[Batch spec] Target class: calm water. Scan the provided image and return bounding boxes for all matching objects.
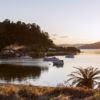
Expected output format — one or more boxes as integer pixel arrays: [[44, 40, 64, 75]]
[[0, 49, 100, 86]]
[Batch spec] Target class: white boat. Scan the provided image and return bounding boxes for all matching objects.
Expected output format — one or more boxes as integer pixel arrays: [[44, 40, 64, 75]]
[[44, 57, 59, 61], [44, 57, 64, 66]]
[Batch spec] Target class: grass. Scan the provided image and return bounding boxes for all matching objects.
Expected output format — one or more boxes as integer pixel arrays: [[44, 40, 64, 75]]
[[85, 89, 100, 100], [0, 84, 95, 100]]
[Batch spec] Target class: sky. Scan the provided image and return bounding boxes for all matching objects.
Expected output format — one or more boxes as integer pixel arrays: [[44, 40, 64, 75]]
[[0, 0, 100, 44]]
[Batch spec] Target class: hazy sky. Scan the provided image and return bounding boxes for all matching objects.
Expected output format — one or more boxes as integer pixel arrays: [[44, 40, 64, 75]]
[[0, 0, 100, 44]]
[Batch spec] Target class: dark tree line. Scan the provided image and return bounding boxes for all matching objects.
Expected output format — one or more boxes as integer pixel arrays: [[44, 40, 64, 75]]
[[54, 47, 80, 53], [0, 19, 54, 51]]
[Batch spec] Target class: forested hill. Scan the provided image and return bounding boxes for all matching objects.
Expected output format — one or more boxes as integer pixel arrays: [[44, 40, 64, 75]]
[[0, 19, 54, 51]]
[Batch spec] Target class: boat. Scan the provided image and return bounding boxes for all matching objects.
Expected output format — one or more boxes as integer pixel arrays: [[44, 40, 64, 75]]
[[44, 57, 64, 66], [44, 57, 59, 61], [53, 60, 64, 66]]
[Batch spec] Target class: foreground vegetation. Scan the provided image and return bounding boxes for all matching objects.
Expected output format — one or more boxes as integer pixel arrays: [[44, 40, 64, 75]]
[[0, 84, 95, 100], [0, 67, 99, 100], [67, 67, 100, 88]]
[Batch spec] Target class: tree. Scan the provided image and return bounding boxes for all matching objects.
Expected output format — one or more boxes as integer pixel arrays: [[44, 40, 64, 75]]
[[67, 67, 100, 88], [0, 19, 54, 51]]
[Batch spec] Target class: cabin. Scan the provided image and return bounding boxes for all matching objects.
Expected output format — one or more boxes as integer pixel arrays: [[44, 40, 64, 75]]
[[48, 48, 56, 51]]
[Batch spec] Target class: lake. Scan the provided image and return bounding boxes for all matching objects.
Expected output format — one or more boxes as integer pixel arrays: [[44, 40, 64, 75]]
[[0, 49, 100, 87]]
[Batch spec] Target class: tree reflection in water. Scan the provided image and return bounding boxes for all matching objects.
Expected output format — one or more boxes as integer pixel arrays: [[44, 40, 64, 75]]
[[0, 64, 48, 82]]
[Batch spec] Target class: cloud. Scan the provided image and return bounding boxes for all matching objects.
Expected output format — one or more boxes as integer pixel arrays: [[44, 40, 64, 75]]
[[51, 34, 58, 36], [52, 38, 56, 40], [60, 35, 68, 38]]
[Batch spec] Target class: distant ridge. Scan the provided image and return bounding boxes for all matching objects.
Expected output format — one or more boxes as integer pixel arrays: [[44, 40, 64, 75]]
[[79, 41, 100, 49], [58, 41, 100, 49], [58, 43, 85, 48]]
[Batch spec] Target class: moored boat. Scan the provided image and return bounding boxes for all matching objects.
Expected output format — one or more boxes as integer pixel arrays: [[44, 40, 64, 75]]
[[44, 57, 64, 66], [44, 57, 59, 61], [53, 60, 64, 66]]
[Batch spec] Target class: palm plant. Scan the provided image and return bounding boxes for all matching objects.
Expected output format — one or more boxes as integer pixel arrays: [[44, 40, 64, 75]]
[[67, 67, 100, 88]]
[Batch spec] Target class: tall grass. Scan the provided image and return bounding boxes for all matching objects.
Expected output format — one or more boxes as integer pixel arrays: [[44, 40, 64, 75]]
[[0, 84, 95, 100]]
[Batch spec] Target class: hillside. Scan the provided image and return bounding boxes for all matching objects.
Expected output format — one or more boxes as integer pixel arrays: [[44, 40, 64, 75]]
[[58, 43, 85, 48], [59, 42, 100, 49], [0, 19, 54, 51], [79, 42, 100, 49]]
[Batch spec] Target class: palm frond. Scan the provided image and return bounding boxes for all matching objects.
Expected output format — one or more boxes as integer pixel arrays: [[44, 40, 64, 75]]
[[66, 66, 100, 88]]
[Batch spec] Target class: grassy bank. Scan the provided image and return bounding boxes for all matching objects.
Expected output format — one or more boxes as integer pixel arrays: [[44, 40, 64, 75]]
[[0, 84, 96, 100]]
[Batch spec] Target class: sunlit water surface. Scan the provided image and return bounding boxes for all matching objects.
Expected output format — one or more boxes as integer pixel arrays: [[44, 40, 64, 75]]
[[0, 49, 100, 87]]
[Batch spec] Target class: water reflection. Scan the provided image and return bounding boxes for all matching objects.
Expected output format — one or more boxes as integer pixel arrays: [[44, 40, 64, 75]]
[[0, 64, 48, 82], [0, 49, 99, 86], [81, 49, 100, 54], [65, 55, 75, 58]]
